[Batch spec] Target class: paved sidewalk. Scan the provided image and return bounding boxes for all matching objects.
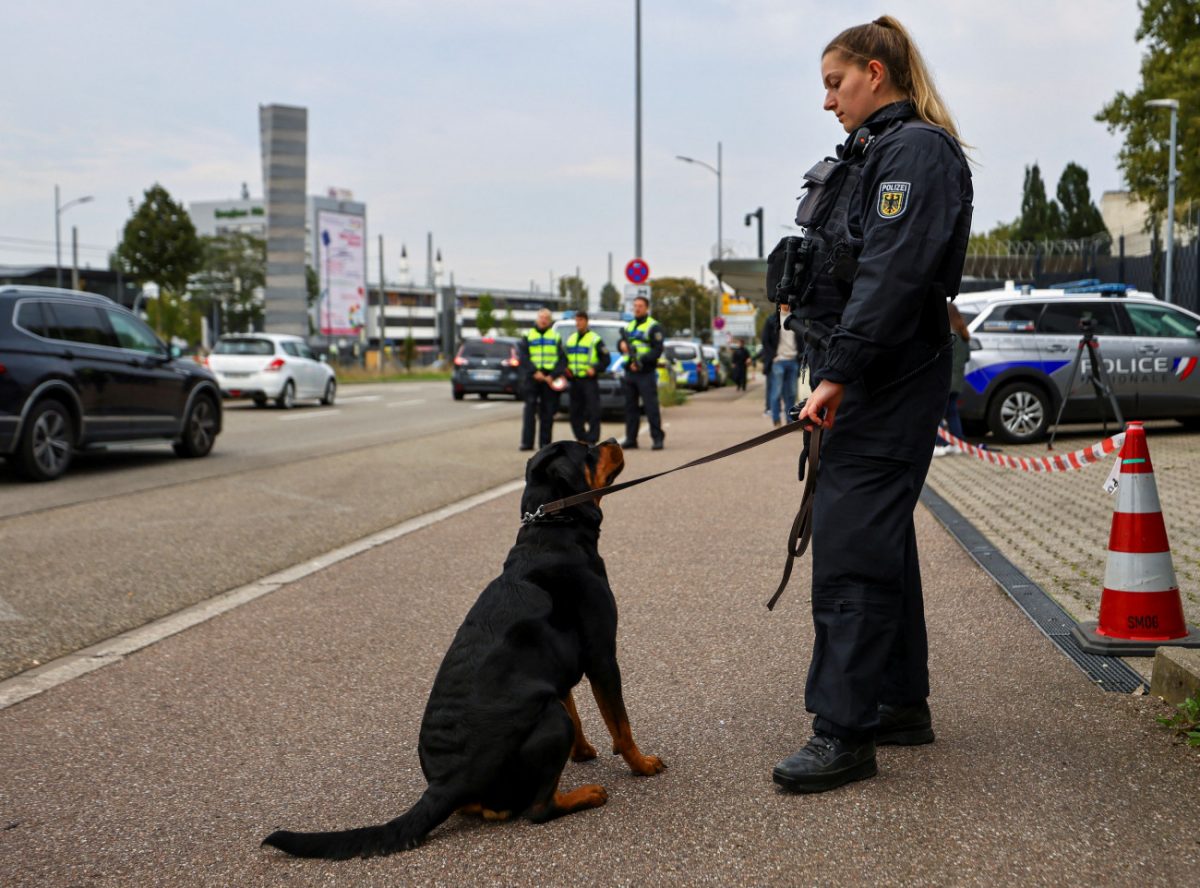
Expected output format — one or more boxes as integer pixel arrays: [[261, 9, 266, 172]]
[[925, 420, 1200, 679], [1, 384, 1197, 887]]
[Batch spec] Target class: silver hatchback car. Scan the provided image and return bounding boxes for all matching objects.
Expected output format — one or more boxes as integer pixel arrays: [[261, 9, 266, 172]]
[[955, 284, 1200, 443]]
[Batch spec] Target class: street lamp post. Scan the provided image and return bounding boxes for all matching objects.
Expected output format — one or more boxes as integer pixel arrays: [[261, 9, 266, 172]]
[[54, 186, 93, 288], [1147, 98, 1179, 304], [744, 207, 764, 258], [676, 143, 724, 336]]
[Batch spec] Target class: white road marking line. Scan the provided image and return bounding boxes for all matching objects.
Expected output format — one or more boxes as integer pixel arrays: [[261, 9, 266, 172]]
[[278, 410, 342, 421], [472, 403, 503, 410], [0, 477, 524, 711], [336, 395, 382, 404], [387, 399, 426, 408]]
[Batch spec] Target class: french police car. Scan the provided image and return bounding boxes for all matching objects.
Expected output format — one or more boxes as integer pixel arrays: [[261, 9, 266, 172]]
[[663, 338, 709, 391], [956, 281, 1200, 443]]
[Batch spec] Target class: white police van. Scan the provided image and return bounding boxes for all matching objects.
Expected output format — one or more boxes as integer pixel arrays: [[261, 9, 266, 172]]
[[956, 281, 1200, 443]]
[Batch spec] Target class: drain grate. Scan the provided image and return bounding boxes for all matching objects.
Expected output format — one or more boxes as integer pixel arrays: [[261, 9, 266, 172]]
[[921, 486, 1145, 693]]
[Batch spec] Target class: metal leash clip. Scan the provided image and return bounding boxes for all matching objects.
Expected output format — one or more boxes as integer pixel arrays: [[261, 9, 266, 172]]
[[520, 506, 545, 527]]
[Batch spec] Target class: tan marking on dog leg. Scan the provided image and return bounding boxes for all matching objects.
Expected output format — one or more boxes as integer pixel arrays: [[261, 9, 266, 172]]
[[554, 784, 608, 813], [590, 684, 666, 776], [563, 692, 597, 761], [482, 809, 512, 822], [457, 803, 484, 817]]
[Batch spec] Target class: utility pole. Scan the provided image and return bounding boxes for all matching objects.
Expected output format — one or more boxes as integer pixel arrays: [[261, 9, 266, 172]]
[[71, 226, 80, 290], [634, 0, 643, 259], [378, 234, 386, 375]]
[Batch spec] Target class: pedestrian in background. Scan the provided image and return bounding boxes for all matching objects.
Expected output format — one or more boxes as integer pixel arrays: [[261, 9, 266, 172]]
[[764, 303, 800, 427], [934, 302, 972, 456], [518, 308, 566, 452], [564, 311, 609, 444], [618, 295, 665, 450], [760, 316, 777, 416], [730, 338, 751, 391], [773, 15, 973, 794]]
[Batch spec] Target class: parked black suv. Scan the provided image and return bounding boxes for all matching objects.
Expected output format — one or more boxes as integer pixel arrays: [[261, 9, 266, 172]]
[[451, 336, 523, 400], [0, 286, 223, 481]]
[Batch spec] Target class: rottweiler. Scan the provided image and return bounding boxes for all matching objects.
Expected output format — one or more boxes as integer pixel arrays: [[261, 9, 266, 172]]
[[263, 438, 664, 860]]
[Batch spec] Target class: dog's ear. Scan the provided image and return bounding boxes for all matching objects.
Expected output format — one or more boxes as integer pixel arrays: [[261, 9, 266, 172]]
[[526, 441, 585, 489]]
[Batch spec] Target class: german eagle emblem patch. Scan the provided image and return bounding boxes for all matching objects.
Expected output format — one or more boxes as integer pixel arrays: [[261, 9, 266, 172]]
[[877, 182, 910, 219]]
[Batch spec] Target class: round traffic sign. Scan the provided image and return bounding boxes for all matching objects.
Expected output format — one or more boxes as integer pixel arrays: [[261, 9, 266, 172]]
[[625, 258, 650, 284], [713, 316, 726, 330]]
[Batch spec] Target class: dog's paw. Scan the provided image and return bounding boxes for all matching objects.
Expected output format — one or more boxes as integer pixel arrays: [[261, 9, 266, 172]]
[[571, 740, 598, 762], [630, 753, 666, 776], [576, 784, 608, 808]]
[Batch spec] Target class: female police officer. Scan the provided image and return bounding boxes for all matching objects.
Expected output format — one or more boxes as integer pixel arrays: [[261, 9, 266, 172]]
[[770, 16, 973, 793]]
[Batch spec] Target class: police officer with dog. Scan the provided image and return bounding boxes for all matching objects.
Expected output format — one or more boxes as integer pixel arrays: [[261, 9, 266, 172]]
[[518, 308, 567, 452], [564, 311, 609, 444], [768, 16, 973, 793], [618, 294, 666, 450]]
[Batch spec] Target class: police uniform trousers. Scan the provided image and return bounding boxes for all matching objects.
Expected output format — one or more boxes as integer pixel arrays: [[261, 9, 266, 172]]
[[621, 370, 663, 444], [521, 377, 559, 449], [568, 376, 602, 444], [805, 342, 951, 741]]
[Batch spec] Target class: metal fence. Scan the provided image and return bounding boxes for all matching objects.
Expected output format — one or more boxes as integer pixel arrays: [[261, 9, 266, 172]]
[[963, 235, 1199, 314]]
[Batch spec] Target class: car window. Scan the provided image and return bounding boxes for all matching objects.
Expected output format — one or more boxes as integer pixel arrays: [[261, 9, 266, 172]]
[[670, 344, 697, 360], [977, 302, 1044, 333], [15, 300, 53, 337], [215, 338, 275, 356], [461, 340, 514, 358], [106, 310, 162, 354], [1123, 304, 1200, 339], [44, 301, 118, 347], [1037, 302, 1120, 335], [281, 341, 300, 357], [296, 342, 317, 360]]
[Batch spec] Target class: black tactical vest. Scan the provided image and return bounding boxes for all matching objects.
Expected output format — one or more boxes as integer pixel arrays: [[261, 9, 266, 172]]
[[770, 115, 972, 333]]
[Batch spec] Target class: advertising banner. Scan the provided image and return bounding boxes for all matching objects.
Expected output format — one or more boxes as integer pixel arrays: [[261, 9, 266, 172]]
[[317, 210, 367, 336]]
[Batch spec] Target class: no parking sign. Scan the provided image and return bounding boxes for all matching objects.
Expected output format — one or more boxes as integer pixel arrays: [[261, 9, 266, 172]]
[[624, 258, 649, 285]]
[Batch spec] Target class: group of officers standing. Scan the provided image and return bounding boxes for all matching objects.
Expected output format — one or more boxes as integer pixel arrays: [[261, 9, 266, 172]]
[[517, 294, 665, 453]]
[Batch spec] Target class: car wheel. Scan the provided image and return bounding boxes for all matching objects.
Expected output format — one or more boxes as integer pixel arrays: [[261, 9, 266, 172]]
[[480, 392, 489, 400], [276, 380, 296, 409], [16, 399, 74, 482], [321, 378, 337, 406], [1177, 416, 1200, 430], [174, 395, 218, 458], [988, 381, 1050, 444], [253, 395, 268, 408], [453, 389, 465, 401]]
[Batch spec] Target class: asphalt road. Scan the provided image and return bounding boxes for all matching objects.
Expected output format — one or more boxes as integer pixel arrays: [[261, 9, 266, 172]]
[[2, 383, 1196, 887], [0, 381, 559, 680]]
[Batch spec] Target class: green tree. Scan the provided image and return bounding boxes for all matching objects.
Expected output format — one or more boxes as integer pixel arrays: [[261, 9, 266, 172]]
[[1016, 163, 1063, 241], [649, 277, 712, 341], [192, 231, 266, 334], [599, 282, 621, 312], [115, 184, 202, 338], [475, 293, 497, 335], [500, 308, 519, 337], [402, 334, 416, 371], [144, 288, 201, 345], [305, 266, 319, 335], [1056, 162, 1108, 239], [558, 275, 588, 312], [1096, 0, 1200, 226]]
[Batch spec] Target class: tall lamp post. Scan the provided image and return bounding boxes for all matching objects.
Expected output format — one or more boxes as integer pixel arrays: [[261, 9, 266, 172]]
[[744, 206, 764, 258], [676, 141, 724, 294], [54, 186, 93, 288], [1147, 98, 1179, 304]]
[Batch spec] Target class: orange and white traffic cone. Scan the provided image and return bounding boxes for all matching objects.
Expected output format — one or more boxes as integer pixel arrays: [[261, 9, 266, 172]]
[[1073, 422, 1200, 655]]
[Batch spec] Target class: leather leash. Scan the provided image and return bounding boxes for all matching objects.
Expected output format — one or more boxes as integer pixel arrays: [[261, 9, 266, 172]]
[[524, 421, 820, 610], [525, 421, 806, 524], [766, 424, 822, 611]]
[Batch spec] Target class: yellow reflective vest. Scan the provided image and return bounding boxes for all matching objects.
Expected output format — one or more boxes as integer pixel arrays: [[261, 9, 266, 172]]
[[565, 330, 602, 376]]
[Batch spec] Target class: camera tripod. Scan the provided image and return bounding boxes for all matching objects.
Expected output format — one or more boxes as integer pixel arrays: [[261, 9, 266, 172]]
[[1046, 322, 1123, 449]]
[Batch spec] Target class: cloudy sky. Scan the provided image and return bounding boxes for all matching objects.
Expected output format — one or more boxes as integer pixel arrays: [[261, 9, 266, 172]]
[[2, 0, 1146, 295]]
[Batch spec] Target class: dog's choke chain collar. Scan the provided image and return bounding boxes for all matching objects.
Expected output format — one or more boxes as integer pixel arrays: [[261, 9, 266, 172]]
[[528, 421, 814, 607]]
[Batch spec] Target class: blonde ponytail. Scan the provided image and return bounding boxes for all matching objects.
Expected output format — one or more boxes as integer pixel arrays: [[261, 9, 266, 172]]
[[823, 15, 968, 149]]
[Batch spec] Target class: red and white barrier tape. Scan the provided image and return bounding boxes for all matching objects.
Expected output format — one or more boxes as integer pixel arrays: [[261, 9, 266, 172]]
[[937, 429, 1125, 473]]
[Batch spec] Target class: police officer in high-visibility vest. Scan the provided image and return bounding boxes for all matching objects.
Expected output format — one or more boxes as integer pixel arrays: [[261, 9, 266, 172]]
[[618, 295, 665, 450], [564, 311, 609, 444], [518, 308, 567, 452]]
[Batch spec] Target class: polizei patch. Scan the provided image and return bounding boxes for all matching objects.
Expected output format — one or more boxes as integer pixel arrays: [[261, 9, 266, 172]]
[[877, 181, 911, 219]]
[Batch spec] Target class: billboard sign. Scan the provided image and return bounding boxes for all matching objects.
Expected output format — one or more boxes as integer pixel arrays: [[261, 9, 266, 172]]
[[317, 210, 367, 336]]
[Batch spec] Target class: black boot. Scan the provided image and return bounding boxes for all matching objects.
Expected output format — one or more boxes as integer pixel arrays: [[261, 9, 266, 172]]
[[876, 701, 935, 746], [772, 734, 877, 794]]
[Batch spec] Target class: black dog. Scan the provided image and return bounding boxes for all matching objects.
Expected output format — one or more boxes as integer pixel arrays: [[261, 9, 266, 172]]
[[263, 439, 665, 860]]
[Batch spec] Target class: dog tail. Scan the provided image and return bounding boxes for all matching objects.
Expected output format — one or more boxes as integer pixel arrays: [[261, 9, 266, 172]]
[[262, 789, 455, 860]]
